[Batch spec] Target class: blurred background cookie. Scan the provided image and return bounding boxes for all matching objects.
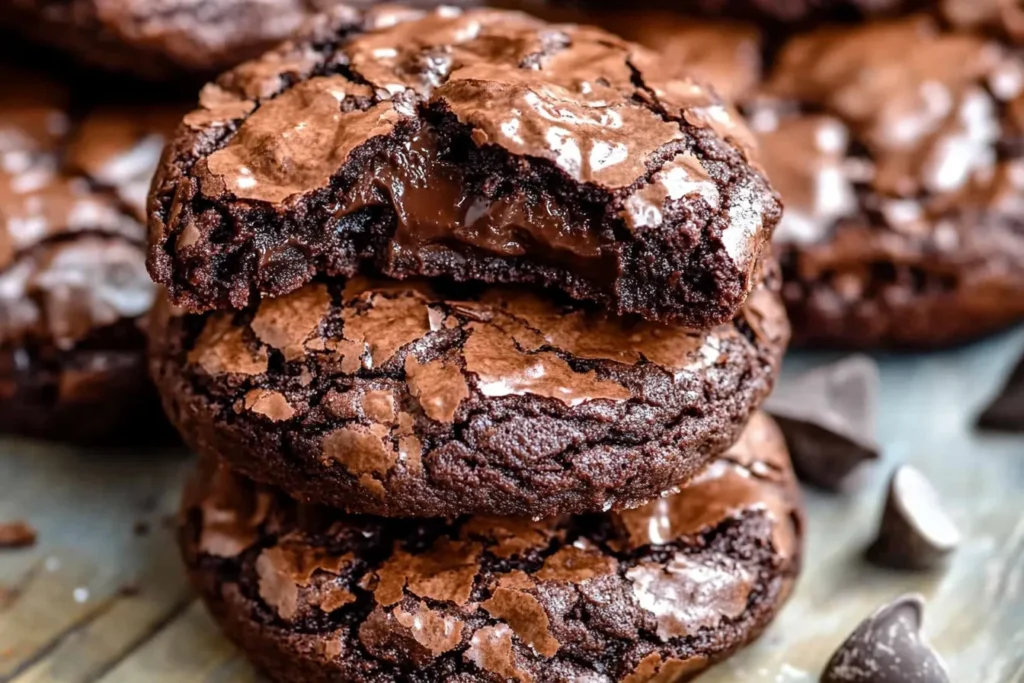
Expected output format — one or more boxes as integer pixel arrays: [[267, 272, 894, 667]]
[[753, 16, 1024, 348], [0, 65, 180, 442], [0, 0, 481, 81]]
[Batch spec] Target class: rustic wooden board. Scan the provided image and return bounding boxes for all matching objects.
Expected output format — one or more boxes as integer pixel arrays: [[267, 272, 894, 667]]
[[1, 329, 1022, 682]]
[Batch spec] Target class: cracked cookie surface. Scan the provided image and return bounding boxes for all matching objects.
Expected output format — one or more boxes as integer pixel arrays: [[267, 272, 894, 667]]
[[0, 65, 177, 441], [148, 5, 780, 327], [179, 411, 803, 683], [150, 264, 788, 517]]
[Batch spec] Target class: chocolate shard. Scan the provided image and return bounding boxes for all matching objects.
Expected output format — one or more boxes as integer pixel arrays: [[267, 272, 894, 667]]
[[977, 351, 1024, 432], [821, 594, 950, 683], [867, 465, 960, 571], [765, 355, 880, 491]]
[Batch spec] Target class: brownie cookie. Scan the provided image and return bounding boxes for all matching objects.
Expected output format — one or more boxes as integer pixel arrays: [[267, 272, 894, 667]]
[[750, 16, 1024, 348], [0, 66, 177, 441], [150, 263, 788, 517], [0, 0, 471, 81], [581, 0, 923, 25], [148, 5, 781, 328], [179, 411, 804, 683]]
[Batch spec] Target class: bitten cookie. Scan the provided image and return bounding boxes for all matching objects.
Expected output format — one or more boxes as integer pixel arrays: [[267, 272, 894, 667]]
[[148, 5, 781, 328], [751, 16, 1024, 348], [0, 66, 177, 441], [150, 265, 788, 518], [179, 412, 804, 683]]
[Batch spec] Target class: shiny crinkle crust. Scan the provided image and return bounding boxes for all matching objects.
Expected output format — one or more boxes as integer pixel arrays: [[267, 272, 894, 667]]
[[147, 5, 780, 328], [179, 412, 804, 683], [149, 264, 788, 518], [0, 65, 178, 441]]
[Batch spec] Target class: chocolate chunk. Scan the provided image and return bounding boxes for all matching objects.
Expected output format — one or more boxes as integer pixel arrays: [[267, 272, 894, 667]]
[[977, 351, 1024, 432], [822, 594, 950, 683], [765, 355, 880, 491], [0, 520, 37, 548], [867, 466, 961, 571]]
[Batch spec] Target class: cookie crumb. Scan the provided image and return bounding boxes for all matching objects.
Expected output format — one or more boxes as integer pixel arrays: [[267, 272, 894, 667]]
[[0, 520, 37, 548], [118, 582, 141, 597]]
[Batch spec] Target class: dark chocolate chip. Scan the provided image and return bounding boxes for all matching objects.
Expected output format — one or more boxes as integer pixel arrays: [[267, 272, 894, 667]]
[[867, 466, 960, 571], [977, 351, 1024, 432], [821, 594, 949, 683], [766, 355, 880, 491]]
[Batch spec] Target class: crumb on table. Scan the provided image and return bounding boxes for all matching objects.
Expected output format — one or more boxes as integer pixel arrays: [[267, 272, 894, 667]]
[[0, 520, 37, 548]]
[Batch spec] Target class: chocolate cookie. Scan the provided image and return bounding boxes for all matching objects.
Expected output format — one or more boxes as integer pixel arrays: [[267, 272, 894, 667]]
[[179, 412, 804, 683], [149, 263, 788, 518], [0, 66, 176, 441], [585, 0, 922, 24], [750, 16, 1024, 348], [148, 5, 781, 328], [0, 0, 462, 81]]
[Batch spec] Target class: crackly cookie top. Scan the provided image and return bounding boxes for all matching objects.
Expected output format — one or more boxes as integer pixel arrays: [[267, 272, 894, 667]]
[[184, 6, 754, 198], [174, 274, 786, 499], [0, 66, 180, 349], [749, 15, 1024, 259], [183, 411, 802, 682]]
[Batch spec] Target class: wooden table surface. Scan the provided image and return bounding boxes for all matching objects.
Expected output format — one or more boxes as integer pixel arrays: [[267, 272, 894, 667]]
[[1, 329, 1022, 683]]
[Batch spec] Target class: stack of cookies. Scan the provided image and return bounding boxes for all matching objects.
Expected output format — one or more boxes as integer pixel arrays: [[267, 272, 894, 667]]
[[146, 6, 804, 680]]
